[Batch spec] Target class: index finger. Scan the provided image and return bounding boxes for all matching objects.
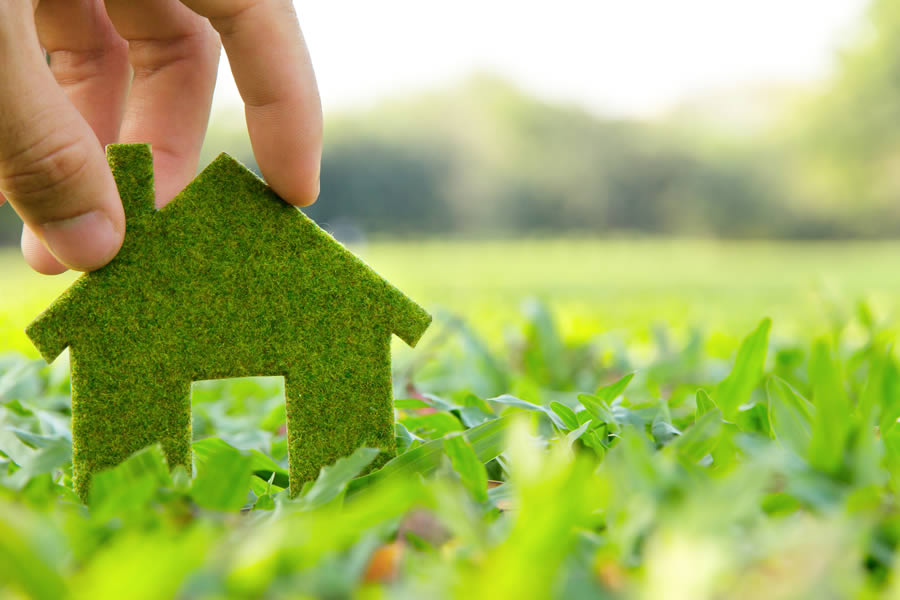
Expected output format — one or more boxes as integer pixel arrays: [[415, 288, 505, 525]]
[[180, 0, 322, 206]]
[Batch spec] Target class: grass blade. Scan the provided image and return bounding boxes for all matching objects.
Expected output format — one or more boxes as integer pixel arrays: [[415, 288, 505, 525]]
[[192, 439, 254, 511], [443, 432, 489, 502], [808, 340, 851, 476], [767, 376, 815, 458], [671, 409, 723, 463], [715, 318, 771, 421], [348, 417, 514, 495], [298, 447, 380, 509], [594, 372, 635, 403]]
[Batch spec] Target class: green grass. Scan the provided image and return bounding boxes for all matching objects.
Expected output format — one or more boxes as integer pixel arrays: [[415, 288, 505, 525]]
[[4, 239, 900, 598], [7, 239, 900, 354]]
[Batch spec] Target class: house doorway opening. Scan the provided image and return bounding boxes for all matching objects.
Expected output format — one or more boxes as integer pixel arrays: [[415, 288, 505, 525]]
[[190, 376, 287, 444]]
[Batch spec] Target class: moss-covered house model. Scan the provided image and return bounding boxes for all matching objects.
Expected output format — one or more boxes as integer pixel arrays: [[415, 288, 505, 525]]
[[26, 144, 431, 501]]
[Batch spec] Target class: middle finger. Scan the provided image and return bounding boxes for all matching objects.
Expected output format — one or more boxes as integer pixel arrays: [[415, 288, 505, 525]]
[[105, 0, 221, 206]]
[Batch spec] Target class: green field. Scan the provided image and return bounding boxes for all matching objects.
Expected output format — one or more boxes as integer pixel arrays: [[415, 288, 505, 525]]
[[6, 239, 900, 354], [5, 239, 900, 598]]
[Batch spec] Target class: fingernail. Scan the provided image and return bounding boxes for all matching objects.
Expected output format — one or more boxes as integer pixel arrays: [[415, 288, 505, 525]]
[[42, 211, 122, 271]]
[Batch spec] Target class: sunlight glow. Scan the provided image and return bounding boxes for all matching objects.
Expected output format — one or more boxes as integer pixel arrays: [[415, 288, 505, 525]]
[[211, 0, 869, 117]]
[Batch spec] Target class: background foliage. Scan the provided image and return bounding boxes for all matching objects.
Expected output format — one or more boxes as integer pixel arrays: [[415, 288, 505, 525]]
[[4, 0, 898, 244]]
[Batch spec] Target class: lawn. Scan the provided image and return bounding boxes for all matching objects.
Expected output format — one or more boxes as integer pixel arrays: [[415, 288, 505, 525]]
[[6, 239, 900, 353], [3, 239, 900, 598]]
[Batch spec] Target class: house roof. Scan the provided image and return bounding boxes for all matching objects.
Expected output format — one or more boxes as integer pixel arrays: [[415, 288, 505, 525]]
[[27, 144, 431, 365]]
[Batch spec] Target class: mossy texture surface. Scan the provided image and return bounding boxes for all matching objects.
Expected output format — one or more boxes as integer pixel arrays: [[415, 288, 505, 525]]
[[27, 144, 431, 501]]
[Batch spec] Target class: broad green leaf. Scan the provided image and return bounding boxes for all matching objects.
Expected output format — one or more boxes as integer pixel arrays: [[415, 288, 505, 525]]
[[0, 361, 43, 405], [715, 318, 771, 421], [671, 409, 723, 463], [395, 422, 425, 453], [460, 392, 495, 414], [767, 376, 815, 457], [249, 472, 278, 497], [459, 405, 492, 428], [489, 394, 566, 430], [194, 437, 289, 489], [298, 447, 380, 509], [695, 389, 717, 420], [192, 439, 254, 511], [0, 413, 71, 492], [348, 417, 514, 495], [808, 340, 851, 476], [3, 442, 71, 492], [421, 393, 461, 412], [651, 409, 681, 446], [443, 432, 489, 502], [594, 372, 635, 403], [573, 408, 609, 456], [10, 428, 63, 449], [550, 401, 579, 431], [565, 420, 593, 448], [254, 494, 275, 511], [577, 394, 621, 434], [259, 403, 286, 432], [247, 449, 289, 489], [393, 398, 431, 410], [0, 423, 33, 466], [401, 411, 465, 438], [89, 445, 172, 515], [3, 400, 32, 417], [737, 399, 772, 436], [458, 393, 495, 427]]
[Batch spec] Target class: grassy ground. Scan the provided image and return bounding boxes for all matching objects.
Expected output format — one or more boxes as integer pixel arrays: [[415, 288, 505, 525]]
[[4, 239, 900, 598], [5, 239, 900, 354]]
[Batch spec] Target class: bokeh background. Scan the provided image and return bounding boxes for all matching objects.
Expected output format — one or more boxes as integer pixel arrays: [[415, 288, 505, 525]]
[[5, 0, 892, 241], [214, 0, 883, 240], [4, 0, 900, 351]]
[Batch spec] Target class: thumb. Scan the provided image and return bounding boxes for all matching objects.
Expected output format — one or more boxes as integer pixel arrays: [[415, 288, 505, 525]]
[[0, 0, 124, 272]]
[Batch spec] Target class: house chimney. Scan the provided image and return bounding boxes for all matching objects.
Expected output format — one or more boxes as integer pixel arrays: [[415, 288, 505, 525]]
[[106, 144, 155, 221]]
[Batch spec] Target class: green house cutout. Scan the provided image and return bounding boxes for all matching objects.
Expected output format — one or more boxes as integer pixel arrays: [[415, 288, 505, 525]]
[[26, 144, 431, 501]]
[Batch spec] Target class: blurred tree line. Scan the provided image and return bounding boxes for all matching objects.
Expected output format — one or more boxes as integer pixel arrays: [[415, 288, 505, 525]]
[[782, 0, 900, 236], [197, 75, 786, 240], [1, 0, 898, 244]]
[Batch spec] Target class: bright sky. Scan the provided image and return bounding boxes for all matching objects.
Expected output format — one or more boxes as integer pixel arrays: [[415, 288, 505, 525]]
[[212, 0, 871, 118]]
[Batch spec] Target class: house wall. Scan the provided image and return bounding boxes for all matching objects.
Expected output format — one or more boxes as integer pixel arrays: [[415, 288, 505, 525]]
[[283, 330, 396, 496], [69, 349, 192, 501], [68, 320, 397, 501]]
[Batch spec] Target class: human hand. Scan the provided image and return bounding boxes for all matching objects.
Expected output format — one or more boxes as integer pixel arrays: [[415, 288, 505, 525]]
[[0, 0, 322, 274]]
